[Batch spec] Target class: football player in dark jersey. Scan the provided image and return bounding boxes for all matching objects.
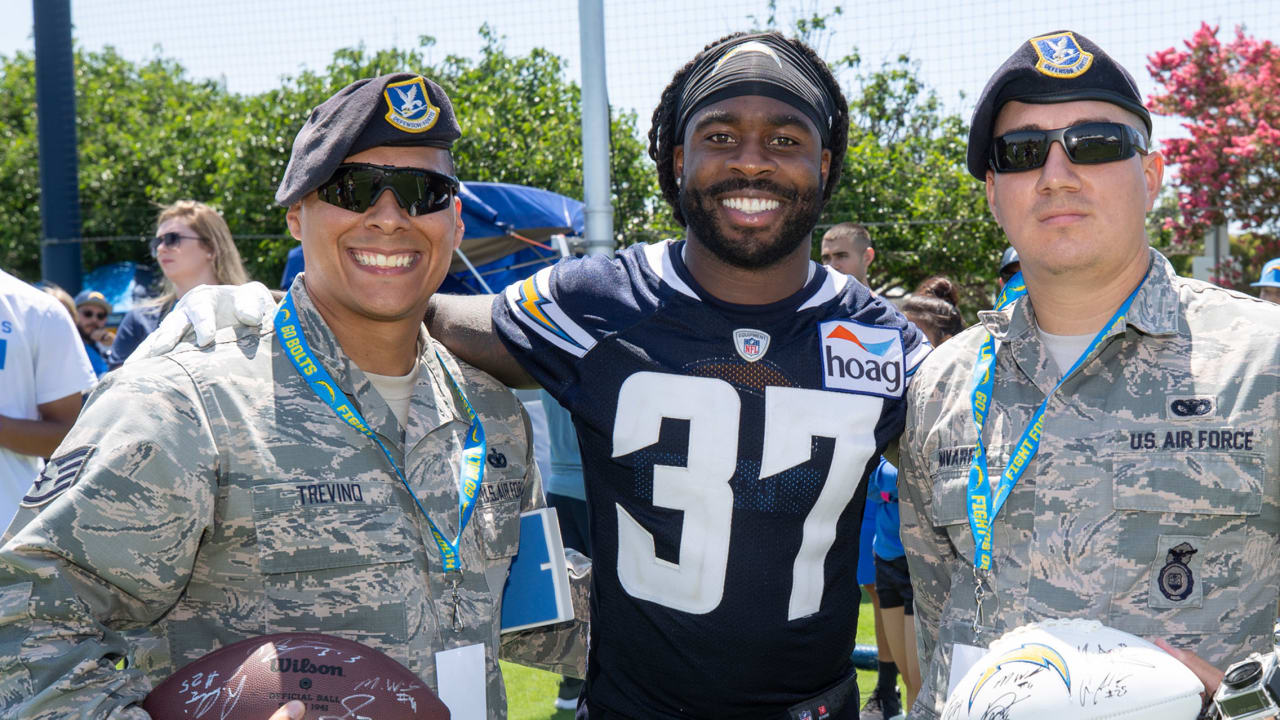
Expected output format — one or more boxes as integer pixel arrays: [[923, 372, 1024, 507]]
[[427, 32, 930, 719]]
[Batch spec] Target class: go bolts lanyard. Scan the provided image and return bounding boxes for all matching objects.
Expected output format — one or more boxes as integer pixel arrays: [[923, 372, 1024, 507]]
[[965, 270, 1144, 629], [275, 294, 486, 581]]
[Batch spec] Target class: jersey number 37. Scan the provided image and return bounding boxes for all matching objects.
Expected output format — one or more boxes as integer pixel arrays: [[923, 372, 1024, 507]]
[[612, 371, 881, 620]]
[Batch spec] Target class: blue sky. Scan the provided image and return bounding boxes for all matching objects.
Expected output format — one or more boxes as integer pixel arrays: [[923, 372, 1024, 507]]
[[3, 1, 1278, 147]]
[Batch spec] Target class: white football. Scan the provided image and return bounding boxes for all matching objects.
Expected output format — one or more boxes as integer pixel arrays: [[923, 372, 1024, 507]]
[[942, 619, 1204, 720]]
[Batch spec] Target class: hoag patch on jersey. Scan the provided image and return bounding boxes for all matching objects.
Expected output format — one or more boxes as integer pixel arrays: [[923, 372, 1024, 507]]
[[819, 320, 905, 398]]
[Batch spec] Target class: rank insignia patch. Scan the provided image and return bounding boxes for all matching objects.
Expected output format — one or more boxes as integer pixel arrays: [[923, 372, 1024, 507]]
[[22, 445, 96, 507]]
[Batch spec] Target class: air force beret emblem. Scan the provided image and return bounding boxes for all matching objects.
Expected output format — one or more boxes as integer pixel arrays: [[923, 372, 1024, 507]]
[[1029, 31, 1093, 78], [383, 76, 440, 133]]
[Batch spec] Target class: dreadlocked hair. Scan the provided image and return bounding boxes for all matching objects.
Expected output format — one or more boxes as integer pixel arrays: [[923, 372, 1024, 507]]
[[647, 31, 850, 227]]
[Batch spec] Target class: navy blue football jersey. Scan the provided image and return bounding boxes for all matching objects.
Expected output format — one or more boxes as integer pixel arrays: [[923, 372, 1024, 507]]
[[492, 240, 929, 719]]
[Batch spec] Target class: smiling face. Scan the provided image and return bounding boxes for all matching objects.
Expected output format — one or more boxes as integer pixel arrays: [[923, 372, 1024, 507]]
[[674, 95, 831, 270], [286, 144, 463, 328], [985, 100, 1163, 282]]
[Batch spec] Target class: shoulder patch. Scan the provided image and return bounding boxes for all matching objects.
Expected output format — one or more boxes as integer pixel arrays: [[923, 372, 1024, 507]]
[[22, 445, 96, 507]]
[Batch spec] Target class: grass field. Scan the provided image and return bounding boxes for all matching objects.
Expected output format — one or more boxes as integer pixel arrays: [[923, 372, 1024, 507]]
[[502, 591, 880, 719]]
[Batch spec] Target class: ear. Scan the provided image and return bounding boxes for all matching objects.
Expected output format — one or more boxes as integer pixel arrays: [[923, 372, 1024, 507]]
[[452, 195, 465, 250], [984, 169, 1003, 229], [1142, 150, 1165, 213], [673, 144, 684, 180], [819, 147, 832, 189], [864, 246, 875, 268], [286, 200, 305, 241]]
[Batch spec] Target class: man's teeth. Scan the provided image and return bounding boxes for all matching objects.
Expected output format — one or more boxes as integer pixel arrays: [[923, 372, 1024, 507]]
[[722, 197, 780, 214], [352, 251, 415, 268]]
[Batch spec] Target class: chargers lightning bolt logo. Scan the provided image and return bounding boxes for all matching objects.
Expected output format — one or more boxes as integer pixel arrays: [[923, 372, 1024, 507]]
[[825, 324, 896, 355], [516, 276, 585, 351], [969, 642, 1071, 709]]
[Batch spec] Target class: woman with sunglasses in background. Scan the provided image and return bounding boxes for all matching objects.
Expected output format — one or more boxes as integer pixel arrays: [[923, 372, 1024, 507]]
[[106, 200, 250, 368]]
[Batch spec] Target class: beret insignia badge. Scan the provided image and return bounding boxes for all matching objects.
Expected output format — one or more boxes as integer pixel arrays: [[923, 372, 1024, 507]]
[[383, 76, 440, 133], [1029, 31, 1094, 79]]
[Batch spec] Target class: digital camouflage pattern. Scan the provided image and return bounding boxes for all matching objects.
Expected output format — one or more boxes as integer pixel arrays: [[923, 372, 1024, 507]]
[[0, 277, 584, 719], [900, 249, 1280, 719]]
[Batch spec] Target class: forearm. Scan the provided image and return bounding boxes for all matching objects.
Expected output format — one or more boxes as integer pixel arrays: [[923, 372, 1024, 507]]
[[425, 294, 537, 388], [0, 414, 76, 458]]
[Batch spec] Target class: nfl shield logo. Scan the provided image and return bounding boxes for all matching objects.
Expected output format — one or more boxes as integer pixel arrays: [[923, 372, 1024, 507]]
[[733, 328, 771, 362], [1029, 31, 1094, 78], [382, 76, 441, 133]]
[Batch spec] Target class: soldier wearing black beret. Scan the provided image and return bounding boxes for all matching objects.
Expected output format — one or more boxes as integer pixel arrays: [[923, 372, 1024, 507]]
[[0, 72, 591, 720], [899, 30, 1280, 719]]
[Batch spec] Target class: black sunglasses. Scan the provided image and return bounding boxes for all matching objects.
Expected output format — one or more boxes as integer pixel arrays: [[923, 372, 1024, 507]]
[[78, 307, 107, 320], [149, 232, 201, 256], [989, 122, 1149, 173], [316, 163, 459, 217]]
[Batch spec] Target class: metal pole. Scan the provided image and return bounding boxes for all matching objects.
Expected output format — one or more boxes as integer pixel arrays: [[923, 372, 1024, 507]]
[[33, 0, 82, 292], [578, 0, 614, 257]]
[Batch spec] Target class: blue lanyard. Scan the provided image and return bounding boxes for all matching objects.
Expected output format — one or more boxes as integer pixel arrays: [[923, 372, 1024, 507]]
[[275, 294, 485, 573], [965, 271, 1144, 572]]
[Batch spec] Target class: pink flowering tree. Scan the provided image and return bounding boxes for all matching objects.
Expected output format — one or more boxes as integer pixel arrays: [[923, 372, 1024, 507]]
[[1148, 23, 1280, 289]]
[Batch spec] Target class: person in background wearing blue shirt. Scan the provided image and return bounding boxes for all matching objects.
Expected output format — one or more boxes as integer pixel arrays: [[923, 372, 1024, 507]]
[[72, 290, 113, 378], [108, 200, 249, 368], [874, 276, 964, 714]]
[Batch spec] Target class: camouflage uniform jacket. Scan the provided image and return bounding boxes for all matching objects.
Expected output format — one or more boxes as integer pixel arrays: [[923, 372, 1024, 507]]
[[0, 279, 550, 719], [899, 249, 1280, 718]]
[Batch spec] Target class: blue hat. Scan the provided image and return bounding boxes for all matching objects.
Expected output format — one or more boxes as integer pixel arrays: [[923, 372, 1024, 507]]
[[73, 289, 111, 312], [1253, 258, 1280, 288], [967, 31, 1152, 180]]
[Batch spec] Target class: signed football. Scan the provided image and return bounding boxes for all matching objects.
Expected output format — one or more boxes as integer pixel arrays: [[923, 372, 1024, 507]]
[[943, 619, 1203, 720], [142, 632, 450, 719]]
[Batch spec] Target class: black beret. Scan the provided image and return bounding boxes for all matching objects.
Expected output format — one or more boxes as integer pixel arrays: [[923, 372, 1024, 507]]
[[276, 73, 461, 206], [967, 31, 1151, 180]]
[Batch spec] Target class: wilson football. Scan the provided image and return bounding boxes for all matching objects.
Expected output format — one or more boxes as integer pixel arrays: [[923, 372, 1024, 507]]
[[943, 619, 1203, 720], [142, 632, 450, 719]]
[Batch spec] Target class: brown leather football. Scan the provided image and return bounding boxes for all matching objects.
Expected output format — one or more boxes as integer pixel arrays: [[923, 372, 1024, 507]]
[[142, 632, 450, 719]]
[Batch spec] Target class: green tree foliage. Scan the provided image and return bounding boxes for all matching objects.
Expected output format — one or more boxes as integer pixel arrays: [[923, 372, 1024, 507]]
[[0, 29, 659, 285], [823, 55, 1002, 311]]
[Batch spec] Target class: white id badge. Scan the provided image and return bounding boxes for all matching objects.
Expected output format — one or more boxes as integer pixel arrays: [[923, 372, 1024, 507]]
[[946, 642, 988, 698], [435, 643, 486, 720]]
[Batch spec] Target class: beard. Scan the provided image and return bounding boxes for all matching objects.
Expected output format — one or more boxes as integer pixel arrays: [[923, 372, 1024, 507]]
[[679, 177, 825, 270]]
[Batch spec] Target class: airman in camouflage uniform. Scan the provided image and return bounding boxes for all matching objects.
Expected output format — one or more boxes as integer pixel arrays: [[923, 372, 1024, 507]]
[[899, 32, 1280, 719], [0, 73, 585, 720]]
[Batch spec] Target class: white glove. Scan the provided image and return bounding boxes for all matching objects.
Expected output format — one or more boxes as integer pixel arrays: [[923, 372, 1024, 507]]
[[129, 282, 278, 362]]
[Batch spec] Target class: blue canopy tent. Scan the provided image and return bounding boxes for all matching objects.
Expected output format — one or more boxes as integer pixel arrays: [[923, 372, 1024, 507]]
[[280, 181, 585, 294]]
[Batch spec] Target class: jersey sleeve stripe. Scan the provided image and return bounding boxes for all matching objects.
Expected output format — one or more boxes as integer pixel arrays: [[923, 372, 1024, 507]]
[[797, 265, 848, 311], [504, 268, 597, 358], [904, 341, 933, 378], [643, 240, 699, 300]]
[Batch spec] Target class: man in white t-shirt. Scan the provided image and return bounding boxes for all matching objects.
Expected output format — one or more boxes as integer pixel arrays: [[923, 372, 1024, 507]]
[[0, 269, 96, 528]]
